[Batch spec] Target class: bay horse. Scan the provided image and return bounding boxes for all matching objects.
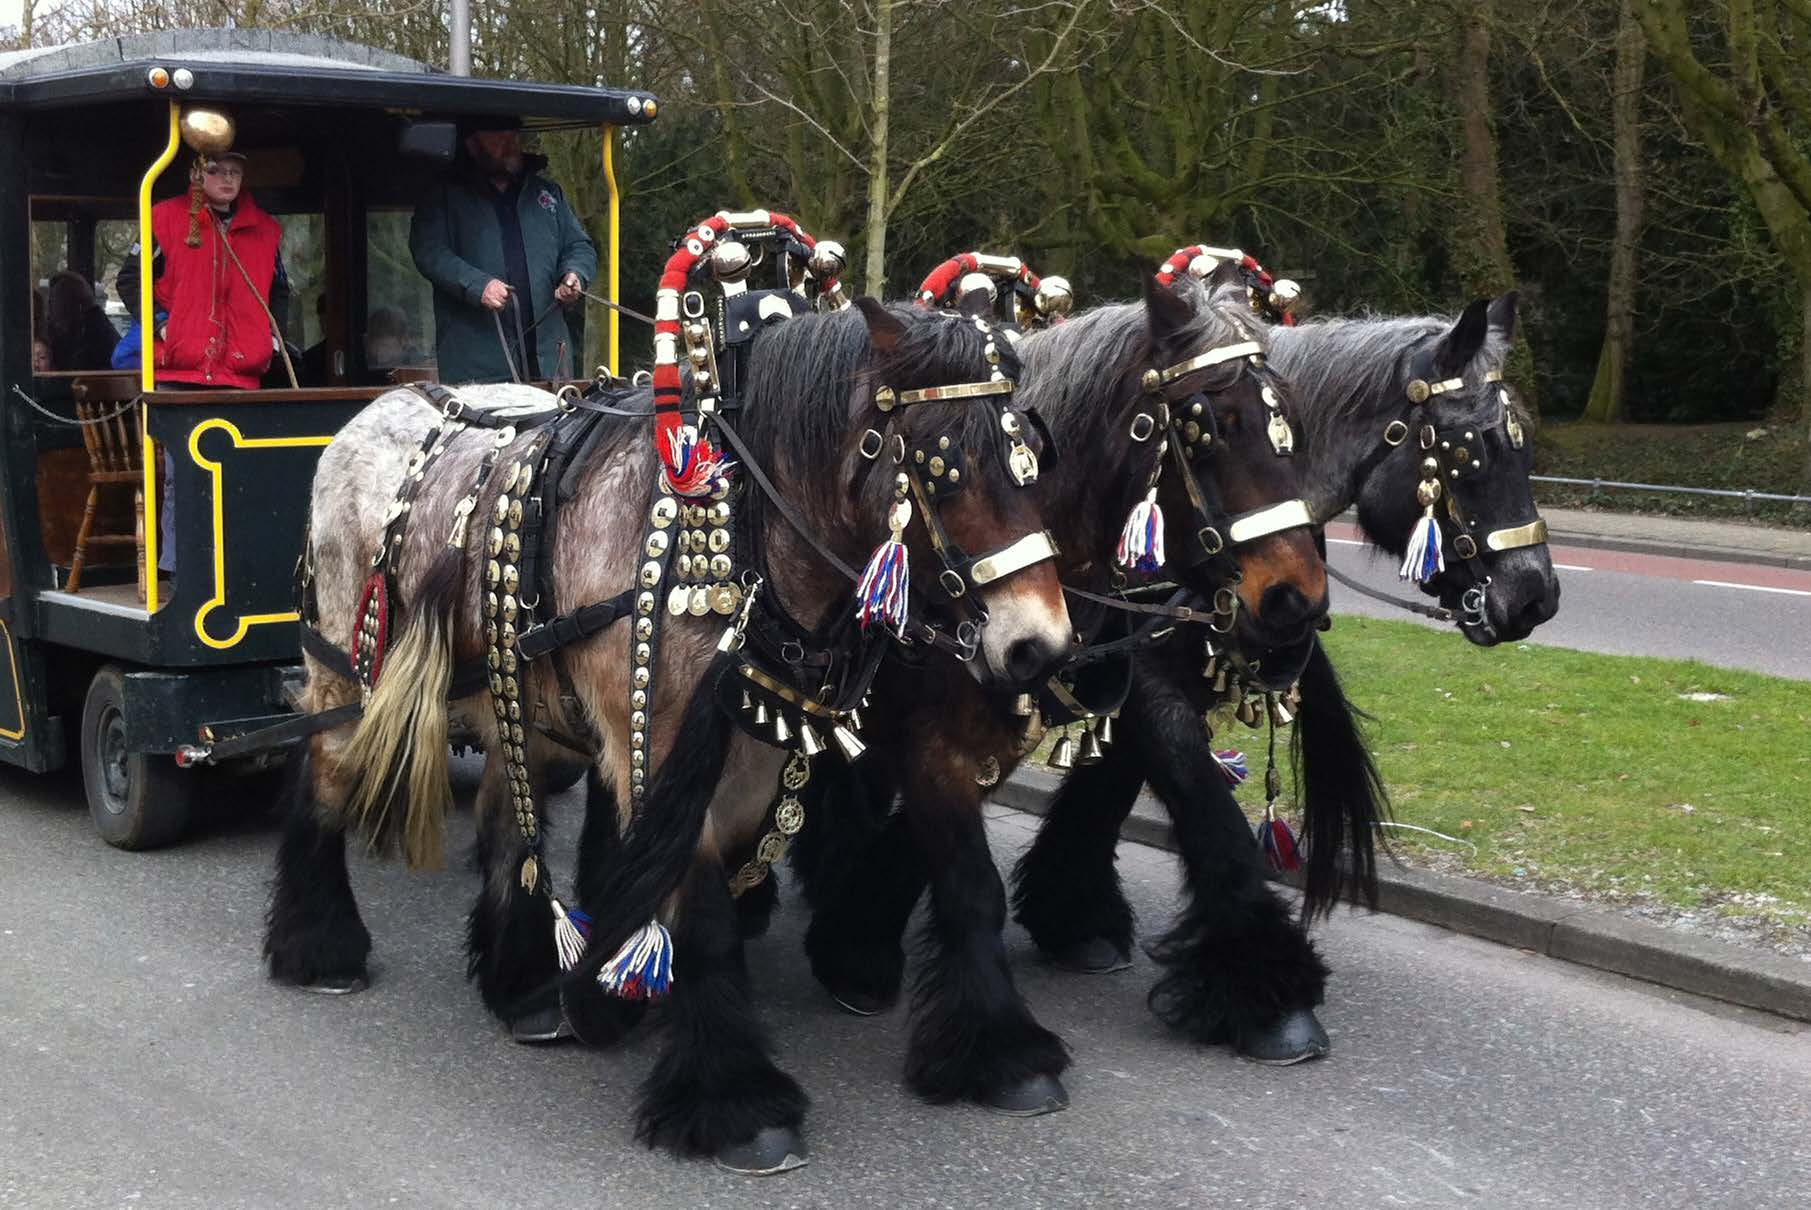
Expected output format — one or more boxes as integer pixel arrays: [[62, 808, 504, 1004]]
[[683, 265, 1330, 1110], [263, 297, 1076, 1173], [1007, 289, 1561, 1059]]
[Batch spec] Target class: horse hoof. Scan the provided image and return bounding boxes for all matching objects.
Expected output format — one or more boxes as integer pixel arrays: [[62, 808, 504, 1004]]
[[826, 983, 896, 1017], [982, 1073, 1070, 1117], [509, 1004, 574, 1045], [1237, 1008, 1330, 1065], [1047, 937, 1132, 974], [301, 974, 367, 995], [714, 1126, 809, 1176]]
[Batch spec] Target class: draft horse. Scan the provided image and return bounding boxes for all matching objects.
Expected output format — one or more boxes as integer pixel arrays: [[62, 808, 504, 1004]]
[[264, 275, 1076, 1173]]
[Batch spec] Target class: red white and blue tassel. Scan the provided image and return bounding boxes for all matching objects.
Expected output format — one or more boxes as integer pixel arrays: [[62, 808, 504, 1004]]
[[1116, 488, 1166, 573], [857, 493, 912, 633], [596, 918, 674, 1000], [662, 423, 733, 499], [1398, 509, 1444, 583], [1258, 804, 1303, 872], [1212, 749, 1249, 786], [552, 899, 590, 972]]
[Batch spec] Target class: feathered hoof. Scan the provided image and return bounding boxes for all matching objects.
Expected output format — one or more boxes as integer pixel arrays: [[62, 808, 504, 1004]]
[[982, 1073, 1070, 1117], [1045, 937, 1133, 975], [713, 1126, 809, 1176], [299, 974, 368, 995], [560, 984, 647, 1048], [508, 1003, 575, 1045], [826, 980, 897, 1017], [1236, 1007, 1330, 1065]]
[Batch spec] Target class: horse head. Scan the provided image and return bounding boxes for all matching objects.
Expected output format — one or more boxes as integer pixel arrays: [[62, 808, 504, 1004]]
[[847, 297, 1074, 686], [1136, 269, 1327, 681], [1353, 293, 1560, 644]]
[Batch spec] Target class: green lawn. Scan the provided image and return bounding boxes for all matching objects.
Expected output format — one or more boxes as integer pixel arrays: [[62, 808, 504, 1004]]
[[1281, 618, 1811, 933], [1535, 419, 1810, 521]]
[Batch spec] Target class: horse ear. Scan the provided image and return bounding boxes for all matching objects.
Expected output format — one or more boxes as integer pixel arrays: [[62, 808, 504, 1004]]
[[1487, 290, 1519, 341], [957, 286, 994, 320], [1433, 298, 1490, 377], [854, 296, 908, 358], [1142, 267, 1194, 341]]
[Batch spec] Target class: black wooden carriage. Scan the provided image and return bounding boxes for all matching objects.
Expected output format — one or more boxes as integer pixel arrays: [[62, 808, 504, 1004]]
[[0, 29, 654, 846]]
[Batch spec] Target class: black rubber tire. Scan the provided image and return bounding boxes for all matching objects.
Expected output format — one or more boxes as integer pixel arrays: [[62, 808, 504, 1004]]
[[80, 664, 197, 850]]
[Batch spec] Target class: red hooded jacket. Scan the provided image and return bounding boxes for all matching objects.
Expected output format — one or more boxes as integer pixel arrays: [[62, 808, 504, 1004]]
[[150, 192, 283, 389]]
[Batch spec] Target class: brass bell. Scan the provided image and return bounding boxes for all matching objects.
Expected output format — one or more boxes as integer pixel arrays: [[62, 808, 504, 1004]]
[[1096, 715, 1114, 746], [1048, 735, 1076, 770], [1013, 693, 1036, 717], [772, 713, 792, 744], [798, 724, 826, 757], [1213, 666, 1231, 693], [753, 702, 770, 726], [848, 709, 864, 733], [1203, 654, 1220, 680], [741, 690, 754, 712], [1268, 694, 1295, 727], [1236, 697, 1264, 728], [831, 725, 867, 762], [1077, 729, 1104, 765]]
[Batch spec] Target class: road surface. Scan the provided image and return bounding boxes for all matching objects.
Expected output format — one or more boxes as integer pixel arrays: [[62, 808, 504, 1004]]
[[1324, 523, 1811, 680], [2, 761, 1806, 1209]]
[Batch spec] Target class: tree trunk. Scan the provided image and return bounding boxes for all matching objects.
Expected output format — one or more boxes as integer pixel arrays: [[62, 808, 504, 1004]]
[[861, 0, 894, 295], [1583, 0, 1646, 424], [1454, 0, 1537, 404], [1801, 282, 1811, 498]]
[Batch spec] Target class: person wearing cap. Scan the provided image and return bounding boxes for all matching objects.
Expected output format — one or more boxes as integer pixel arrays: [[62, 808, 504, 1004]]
[[409, 117, 597, 383], [117, 149, 288, 390]]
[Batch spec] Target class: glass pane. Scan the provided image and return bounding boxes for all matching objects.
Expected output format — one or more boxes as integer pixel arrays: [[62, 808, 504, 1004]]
[[365, 209, 435, 380]]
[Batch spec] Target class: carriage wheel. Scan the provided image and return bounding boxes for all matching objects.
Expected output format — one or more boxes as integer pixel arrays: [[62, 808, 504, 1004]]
[[80, 664, 196, 851]]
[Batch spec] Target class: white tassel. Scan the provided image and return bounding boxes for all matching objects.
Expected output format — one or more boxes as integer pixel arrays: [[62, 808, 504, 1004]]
[[551, 898, 588, 972], [1116, 488, 1166, 572], [1399, 511, 1445, 583], [596, 918, 675, 999]]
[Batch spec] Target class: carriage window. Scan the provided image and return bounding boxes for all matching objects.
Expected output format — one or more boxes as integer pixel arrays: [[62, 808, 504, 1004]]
[[366, 209, 435, 381], [31, 215, 127, 373]]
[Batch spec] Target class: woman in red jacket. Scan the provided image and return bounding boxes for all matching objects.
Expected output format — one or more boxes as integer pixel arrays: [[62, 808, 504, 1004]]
[[119, 151, 285, 390]]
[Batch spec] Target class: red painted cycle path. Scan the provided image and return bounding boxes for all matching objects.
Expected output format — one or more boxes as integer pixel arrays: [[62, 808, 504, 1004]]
[[1323, 519, 1811, 596]]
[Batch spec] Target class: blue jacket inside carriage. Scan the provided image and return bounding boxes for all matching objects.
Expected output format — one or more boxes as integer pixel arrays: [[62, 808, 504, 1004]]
[[409, 128, 598, 385]]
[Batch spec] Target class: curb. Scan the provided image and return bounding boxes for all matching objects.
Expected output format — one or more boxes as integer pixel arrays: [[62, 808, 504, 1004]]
[[1544, 527, 1811, 573], [994, 768, 1811, 1025]]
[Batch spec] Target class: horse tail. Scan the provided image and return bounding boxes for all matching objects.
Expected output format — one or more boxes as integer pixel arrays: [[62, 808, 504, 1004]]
[[565, 649, 735, 990], [336, 546, 462, 870], [1289, 635, 1389, 919]]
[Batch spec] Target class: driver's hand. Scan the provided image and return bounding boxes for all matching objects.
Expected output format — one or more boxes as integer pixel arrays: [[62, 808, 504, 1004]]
[[554, 272, 582, 305], [480, 279, 511, 310]]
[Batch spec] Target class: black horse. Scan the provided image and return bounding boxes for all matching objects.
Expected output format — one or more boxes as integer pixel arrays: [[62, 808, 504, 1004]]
[[798, 291, 1560, 1063]]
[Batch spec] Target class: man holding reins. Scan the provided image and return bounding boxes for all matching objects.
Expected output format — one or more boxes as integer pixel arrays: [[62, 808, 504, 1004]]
[[409, 117, 598, 383]]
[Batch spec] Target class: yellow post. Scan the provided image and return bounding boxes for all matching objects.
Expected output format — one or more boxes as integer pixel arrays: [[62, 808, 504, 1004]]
[[140, 101, 182, 612], [602, 124, 620, 376]]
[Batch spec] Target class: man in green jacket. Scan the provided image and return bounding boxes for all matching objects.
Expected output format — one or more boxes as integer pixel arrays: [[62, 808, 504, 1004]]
[[409, 117, 598, 383]]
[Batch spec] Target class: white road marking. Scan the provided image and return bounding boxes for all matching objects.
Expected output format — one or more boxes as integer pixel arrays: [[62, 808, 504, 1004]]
[[1691, 579, 1811, 597], [1553, 563, 1592, 572], [1327, 538, 1366, 546]]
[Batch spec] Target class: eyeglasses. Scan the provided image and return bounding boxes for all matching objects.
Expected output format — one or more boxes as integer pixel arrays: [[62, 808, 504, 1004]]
[[204, 163, 244, 178]]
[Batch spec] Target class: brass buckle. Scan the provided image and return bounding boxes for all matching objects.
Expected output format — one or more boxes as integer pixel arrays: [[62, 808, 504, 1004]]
[[1198, 526, 1224, 555], [1128, 412, 1157, 442], [858, 429, 885, 460], [1453, 533, 1478, 560], [1383, 420, 1409, 446], [939, 568, 967, 598]]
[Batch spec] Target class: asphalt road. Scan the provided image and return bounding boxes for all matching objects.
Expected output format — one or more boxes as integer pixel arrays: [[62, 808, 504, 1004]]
[[3, 762, 1808, 1209], [1323, 525, 1811, 680]]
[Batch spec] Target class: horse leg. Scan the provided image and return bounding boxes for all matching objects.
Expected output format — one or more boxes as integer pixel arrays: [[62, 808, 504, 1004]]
[[557, 767, 648, 1047], [1009, 740, 1144, 973], [1134, 661, 1331, 1064], [636, 855, 809, 1175], [264, 728, 371, 993], [464, 744, 568, 1042], [901, 765, 1069, 1114]]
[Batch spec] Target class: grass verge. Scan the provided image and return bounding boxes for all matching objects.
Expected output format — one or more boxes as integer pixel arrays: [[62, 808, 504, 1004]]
[[1534, 420, 1810, 522], [1266, 618, 1811, 938]]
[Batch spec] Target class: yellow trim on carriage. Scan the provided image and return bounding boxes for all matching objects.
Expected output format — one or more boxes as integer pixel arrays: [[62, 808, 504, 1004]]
[[141, 101, 183, 613], [603, 123, 621, 376], [0, 620, 26, 740], [187, 419, 335, 650]]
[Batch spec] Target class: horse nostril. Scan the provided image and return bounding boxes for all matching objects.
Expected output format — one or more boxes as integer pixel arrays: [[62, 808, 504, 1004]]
[[1005, 636, 1062, 684], [1258, 583, 1323, 638]]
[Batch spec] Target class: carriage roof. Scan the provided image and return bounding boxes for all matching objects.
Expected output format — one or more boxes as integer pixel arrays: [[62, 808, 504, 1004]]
[[0, 28, 656, 128]]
